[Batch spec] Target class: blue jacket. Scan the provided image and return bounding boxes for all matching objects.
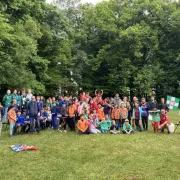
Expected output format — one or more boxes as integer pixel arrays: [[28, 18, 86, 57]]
[[51, 106, 58, 115], [41, 112, 48, 119], [16, 115, 25, 125]]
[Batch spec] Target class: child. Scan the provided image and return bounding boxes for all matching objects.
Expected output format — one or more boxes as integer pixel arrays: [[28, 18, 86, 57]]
[[98, 104, 105, 121], [15, 111, 25, 134], [21, 111, 30, 133], [87, 114, 101, 134], [51, 102, 58, 129], [8, 106, 16, 136], [98, 115, 111, 133], [119, 103, 128, 127], [159, 109, 170, 134], [39, 109, 47, 130], [92, 109, 99, 128], [122, 119, 134, 134], [46, 107, 52, 128], [110, 120, 120, 134], [111, 105, 120, 127], [150, 108, 160, 133], [77, 114, 90, 134], [59, 102, 68, 132], [134, 102, 142, 132]]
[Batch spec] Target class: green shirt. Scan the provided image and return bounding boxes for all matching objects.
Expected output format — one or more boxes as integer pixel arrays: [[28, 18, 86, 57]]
[[98, 119, 111, 131], [151, 112, 160, 122], [123, 124, 132, 131], [3, 94, 12, 108]]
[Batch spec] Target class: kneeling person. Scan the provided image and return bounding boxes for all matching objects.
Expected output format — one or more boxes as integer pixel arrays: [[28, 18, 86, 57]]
[[159, 109, 170, 134]]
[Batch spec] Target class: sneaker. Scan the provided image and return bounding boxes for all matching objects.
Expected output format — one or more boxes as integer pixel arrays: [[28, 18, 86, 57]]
[[64, 130, 67, 133], [37, 131, 40, 135], [168, 131, 171, 135]]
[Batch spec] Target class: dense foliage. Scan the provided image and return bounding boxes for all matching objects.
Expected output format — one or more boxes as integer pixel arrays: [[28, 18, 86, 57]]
[[0, 0, 179, 98]]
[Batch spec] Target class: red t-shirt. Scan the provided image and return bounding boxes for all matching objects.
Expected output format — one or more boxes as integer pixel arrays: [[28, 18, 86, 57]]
[[160, 114, 169, 125]]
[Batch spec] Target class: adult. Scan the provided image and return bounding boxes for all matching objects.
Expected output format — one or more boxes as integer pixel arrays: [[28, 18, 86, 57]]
[[141, 98, 149, 131], [148, 96, 158, 110], [17, 90, 22, 111], [114, 93, 122, 108], [2, 90, 12, 122], [21, 88, 26, 110], [99, 98, 112, 117], [131, 96, 139, 127], [159, 98, 169, 111], [26, 89, 33, 100], [26, 96, 41, 134], [11, 89, 18, 103]]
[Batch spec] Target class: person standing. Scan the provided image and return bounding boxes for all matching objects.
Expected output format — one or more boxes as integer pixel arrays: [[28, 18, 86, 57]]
[[141, 98, 149, 131], [159, 98, 169, 112], [114, 93, 122, 108], [148, 96, 158, 110], [2, 90, 12, 122], [51, 102, 58, 129], [67, 100, 76, 131], [17, 90, 22, 111], [26, 96, 41, 134], [26, 89, 33, 100]]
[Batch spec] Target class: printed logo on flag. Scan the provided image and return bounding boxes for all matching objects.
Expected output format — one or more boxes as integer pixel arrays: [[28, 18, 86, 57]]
[[166, 95, 180, 110]]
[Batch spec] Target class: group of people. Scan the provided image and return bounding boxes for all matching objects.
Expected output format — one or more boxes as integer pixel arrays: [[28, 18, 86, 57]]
[[0, 88, 171, 137]]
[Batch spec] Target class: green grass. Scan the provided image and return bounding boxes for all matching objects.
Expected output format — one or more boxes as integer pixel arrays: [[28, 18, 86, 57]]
[[0, 111, 180, 180]]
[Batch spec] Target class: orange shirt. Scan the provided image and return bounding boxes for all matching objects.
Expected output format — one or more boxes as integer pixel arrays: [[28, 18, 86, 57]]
[[111, 108, 120, 120], [77, 120, 88, 132], [8, 108, 16, 123], [68, 105, 76, 117], [98, 107, 105, 121], [119, 108, 128, 119]]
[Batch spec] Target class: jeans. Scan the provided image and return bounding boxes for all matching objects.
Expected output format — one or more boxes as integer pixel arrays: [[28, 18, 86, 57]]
[[101, 129, 108, 134], [68, 117, 75, 131], [10, 122, 15, 136], [4, 108, 8, 123], [30, 116, 40, 132], [90, 128, 101, 134]]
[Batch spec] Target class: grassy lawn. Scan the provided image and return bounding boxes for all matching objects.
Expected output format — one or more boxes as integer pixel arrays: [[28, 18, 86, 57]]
[[0, 111, 180, 180]]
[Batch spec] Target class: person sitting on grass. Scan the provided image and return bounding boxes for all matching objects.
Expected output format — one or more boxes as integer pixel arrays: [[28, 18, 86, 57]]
[[150, 108, 160, 133], [159, 109, 170, 134], [77, 114, 90, 135], [87, 114, 101, 134], [98, 115, 111, 134], [110, 120, 120, 134], [8, 106, 16, 137], [122, 119, 134, 134]]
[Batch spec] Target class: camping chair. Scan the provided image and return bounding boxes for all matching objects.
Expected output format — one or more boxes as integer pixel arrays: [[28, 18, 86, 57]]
[[174, 121, 180, 132]]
